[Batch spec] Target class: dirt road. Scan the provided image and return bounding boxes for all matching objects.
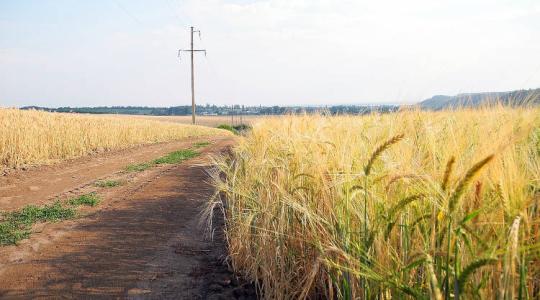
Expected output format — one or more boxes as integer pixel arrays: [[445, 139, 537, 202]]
[[0, 136, 255, 299]]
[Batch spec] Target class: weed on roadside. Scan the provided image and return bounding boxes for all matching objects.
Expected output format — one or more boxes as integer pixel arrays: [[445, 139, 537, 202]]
[[68, 193, 101, 207], [0, 201, 75, 245], [125, 149, 199, 172], [94, 180, 122, 188], [125, 162, 153, 172], [217, 124, 238, 134], [193, 141, 211, 148], [152, 149, 198, 165]]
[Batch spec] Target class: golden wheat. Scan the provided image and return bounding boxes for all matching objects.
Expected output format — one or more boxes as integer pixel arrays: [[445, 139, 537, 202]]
[[0, 108, 231, 168], [209, 106, 540, 299], [101, 114, 264, 127]]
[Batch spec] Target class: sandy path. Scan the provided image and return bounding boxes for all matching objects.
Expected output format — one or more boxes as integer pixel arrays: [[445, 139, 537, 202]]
[[0, 136, 256, 299], [0, 136, 221, 211]]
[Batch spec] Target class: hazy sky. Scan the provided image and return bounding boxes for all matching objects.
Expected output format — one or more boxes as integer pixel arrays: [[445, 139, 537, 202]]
[[1, 0, 539, 107]]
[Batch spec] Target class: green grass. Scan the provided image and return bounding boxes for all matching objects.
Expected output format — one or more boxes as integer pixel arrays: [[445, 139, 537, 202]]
[[68, 193, 101, 207], [125, 162, 153, 172], [0, 201, 75, 245], [125, 149, 199, 172], [0, 221, 28, 245], [193, 141, 211, 148], [8, 201, 75, 224], [217, 124, 238, 134], [1, 193, 102, 245], [152, 149, 198, 164], [217, 124, 251, 135], [232, 124, 251, 131], [94, 180, 122, 188]]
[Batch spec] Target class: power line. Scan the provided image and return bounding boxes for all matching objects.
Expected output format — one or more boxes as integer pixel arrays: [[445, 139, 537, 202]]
[[196, 33, 242, 107], [178, 27, 207, 125], [112, 0, 143, 25], [165, 0, 185, 26]]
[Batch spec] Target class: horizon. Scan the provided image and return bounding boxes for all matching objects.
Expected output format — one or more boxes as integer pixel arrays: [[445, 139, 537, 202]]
[[12, 86, 539, 109], [15, 102, 404, 108], [1, 0, 540, 107]]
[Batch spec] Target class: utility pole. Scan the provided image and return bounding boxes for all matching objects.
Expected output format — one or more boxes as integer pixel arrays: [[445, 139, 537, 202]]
[[240, 105, 244, 125], [178, 26, 206, 124], [230, 105, 233, 127]]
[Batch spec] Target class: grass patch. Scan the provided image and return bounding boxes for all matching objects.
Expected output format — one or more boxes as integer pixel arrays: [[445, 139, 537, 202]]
[[217, 124, 238, 134], [125, 162, 153, 172], [125, 149, 199, 172], [0, 193, 101, 245], [233, 124, 251, 132], [68, 193, 101, 207], [217, 124, 251, 135], [193, 141, 211, 148], [0, 201, 75, 245], [9, 201, 75, 224], [94, 180, 122, 188], [152, 149, 198, 165], [0, 221, 28, 245]]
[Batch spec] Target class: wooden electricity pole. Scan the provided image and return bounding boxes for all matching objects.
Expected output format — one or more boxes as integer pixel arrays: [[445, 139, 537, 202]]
[[178, 26, 206, 124]]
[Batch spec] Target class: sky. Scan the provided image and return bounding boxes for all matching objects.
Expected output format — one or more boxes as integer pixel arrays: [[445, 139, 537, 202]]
[[1, 0, 539, 107]]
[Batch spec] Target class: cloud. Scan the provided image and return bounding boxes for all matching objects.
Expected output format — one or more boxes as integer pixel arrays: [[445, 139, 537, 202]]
[[1, 0, 539, 107]]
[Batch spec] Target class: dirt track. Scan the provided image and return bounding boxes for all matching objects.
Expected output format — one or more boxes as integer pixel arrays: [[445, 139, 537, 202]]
[[0, 136, 256, 299]]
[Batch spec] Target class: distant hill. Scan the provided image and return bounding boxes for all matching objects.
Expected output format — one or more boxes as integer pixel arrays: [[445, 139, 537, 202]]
[[419, 88, 540, 110]]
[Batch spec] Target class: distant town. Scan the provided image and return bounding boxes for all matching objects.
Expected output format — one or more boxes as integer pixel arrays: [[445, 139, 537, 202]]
[[18, 87, 540, 116], [21, 104, 400, 116]]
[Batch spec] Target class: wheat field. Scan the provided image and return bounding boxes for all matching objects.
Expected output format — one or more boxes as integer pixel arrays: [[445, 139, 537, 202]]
[[0, 109, 231, 168], [209, 106, 540, 299], [101, 114, 263, 127]]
